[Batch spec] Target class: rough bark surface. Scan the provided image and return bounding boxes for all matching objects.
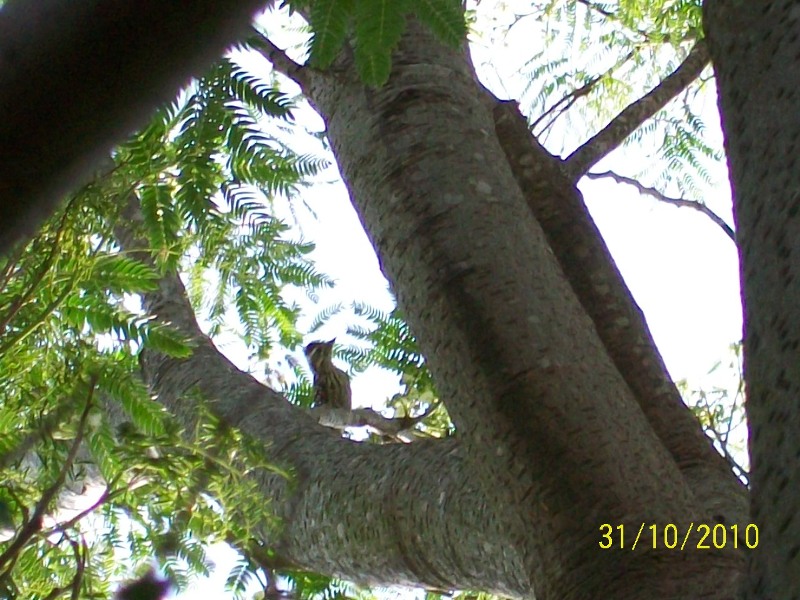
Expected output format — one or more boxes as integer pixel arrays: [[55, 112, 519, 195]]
[[299, 22, 742, 600], [705, 1, 800, 598], [492, 100, 747, 527], [114, 204, 531, 596]]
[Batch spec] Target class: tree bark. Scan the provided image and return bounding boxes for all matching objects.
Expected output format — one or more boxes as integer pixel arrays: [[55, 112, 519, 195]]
[[115, 204, 532, 596], [492, 100, 746, 526], [704, 1, 800, 598], [295, 22, 744, 599], [69, 4, 771, 599], [10, 0, 800, 596]]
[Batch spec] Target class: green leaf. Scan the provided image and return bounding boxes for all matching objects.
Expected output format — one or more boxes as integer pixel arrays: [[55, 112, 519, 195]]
[[309, 0, 355, 68], [355, 0, 406, 55], [143, 323, 195, 358], [413, 0, 465, 46], [86, 254, 159, 294], [355, 44, 393, 86]]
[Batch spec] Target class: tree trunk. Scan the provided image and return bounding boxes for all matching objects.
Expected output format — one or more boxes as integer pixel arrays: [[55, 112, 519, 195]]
[[11, 0, 800, 596], [128, 19, 748, 600], [297, 21, 744, 600], [705, 1, 800, 598]]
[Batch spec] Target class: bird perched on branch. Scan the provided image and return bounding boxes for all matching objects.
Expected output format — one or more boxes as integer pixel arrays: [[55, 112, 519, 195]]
[[304, 339, 352, 410]]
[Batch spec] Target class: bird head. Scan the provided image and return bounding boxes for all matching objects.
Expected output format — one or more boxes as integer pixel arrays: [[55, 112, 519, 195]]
[[304, 338, 335, 368]]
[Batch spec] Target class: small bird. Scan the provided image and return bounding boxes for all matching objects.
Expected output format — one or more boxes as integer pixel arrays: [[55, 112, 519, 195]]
[[304, 339, 352, 410]]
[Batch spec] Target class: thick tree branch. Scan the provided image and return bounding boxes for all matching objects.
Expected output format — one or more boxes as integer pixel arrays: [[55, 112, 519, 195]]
[[586, 170, 736, 242], [564, 40, 710, 180], [304, 20, 746, 598], [704, 1, 800, 596], [0, 0, 265, 255], [111, 200, 531, 596], [492, 99, 747, 525]]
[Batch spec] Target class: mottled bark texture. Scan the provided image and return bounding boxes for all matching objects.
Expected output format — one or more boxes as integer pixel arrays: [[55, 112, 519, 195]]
[[296, 22, 743, 600], [0, 0, 264, 255], [3, 0, 789, 594], [117, 18, 748, 592], [493, 101, 746, 527], [115, 203, 531, 597], [704, 1, 800, 598]]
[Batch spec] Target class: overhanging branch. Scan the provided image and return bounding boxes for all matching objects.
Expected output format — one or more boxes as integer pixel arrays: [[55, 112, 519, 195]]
[[586, 170, 736, 242], [0, 0, 265, 255]]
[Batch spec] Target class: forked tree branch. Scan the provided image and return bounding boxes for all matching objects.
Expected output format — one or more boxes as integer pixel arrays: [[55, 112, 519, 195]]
[[110, 197, 530, 595], [564, 40, 710, 180]]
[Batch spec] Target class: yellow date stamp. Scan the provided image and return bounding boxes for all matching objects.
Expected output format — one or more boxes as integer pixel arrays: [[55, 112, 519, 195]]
[[599, 523, 759, 550]]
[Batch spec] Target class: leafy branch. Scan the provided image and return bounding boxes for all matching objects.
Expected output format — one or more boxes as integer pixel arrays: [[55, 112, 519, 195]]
[[0, 376, 97, 578], [531, 49, 636, 136]]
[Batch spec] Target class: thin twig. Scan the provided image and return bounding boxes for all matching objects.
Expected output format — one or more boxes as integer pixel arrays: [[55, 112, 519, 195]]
[[585, 170, 735, 242], [0, 199, 75, 336], [0, 377, 97, 576], [532, 49, 636, 136], [249, 28, 310, 90]]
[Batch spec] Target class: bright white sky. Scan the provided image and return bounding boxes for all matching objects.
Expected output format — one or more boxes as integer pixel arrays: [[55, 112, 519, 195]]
[[176, 2, 745, 597]]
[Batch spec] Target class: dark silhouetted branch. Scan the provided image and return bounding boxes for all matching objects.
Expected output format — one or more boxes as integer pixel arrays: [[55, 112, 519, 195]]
[[0, 0, 266, 254], [586, 170, 735, 242]]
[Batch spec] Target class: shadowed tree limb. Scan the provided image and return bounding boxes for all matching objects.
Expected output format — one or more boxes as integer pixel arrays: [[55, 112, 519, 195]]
[[0, 0, 266, 255], [704, 1, 800, 595], [585, 170, 736, 242], [564, 40, 710, 181]]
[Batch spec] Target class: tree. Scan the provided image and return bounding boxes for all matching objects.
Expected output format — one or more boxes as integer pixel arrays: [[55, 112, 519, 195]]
[[0, 0, 795, 598], [704, 1, 800, 598]]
